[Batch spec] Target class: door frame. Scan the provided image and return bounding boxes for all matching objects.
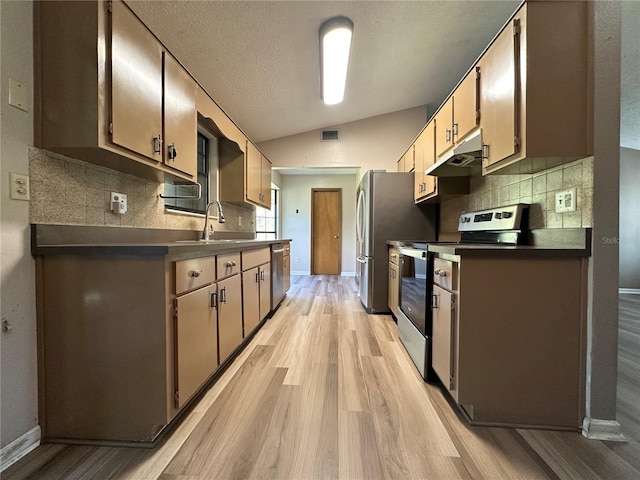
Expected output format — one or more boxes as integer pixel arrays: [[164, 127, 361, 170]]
[[310, 188, 342, 275]]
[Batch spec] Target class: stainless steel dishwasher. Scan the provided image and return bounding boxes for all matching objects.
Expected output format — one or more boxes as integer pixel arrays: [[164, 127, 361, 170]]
[[271, 243, 285, 309]]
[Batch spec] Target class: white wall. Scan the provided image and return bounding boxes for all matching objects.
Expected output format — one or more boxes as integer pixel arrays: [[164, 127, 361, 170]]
[[259, 106, 427, 176], [281, 174, 357, 276], [0, 0, 39, 457], [619, 147, 640, 290]]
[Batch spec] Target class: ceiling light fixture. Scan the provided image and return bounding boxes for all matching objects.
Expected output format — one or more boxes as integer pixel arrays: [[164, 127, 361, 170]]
[[319, 16, 353, 105]]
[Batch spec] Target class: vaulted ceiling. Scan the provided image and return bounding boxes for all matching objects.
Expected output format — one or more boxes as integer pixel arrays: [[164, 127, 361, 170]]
[[127, 1, 639, 150]]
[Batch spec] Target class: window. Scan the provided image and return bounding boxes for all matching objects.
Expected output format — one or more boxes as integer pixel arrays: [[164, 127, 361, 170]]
[[255, 189, 278, 240], [164, 132, 218, 214]]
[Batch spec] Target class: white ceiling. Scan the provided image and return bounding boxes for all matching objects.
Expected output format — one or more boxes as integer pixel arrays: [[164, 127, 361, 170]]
[[127, 0, 638, 149]]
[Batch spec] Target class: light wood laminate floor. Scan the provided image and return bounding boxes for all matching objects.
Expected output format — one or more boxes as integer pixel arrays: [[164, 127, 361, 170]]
[[5, 277, 640, 479]]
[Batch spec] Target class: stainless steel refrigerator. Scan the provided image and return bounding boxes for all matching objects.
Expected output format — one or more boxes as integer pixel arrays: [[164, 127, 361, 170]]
[[356, 171, 437, 313]]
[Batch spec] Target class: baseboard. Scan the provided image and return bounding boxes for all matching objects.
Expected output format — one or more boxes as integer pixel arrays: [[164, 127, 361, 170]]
[[0, 426, 41, 472], [341, 272, 356, 277], [291, 271, 310, 276], [581, 417, 628, 442], [619, 288, 640, 295]]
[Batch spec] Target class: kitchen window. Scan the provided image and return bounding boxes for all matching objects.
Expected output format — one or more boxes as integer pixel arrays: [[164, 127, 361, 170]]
[[255, 189, 278, 240], [164, 131, 218, 214]]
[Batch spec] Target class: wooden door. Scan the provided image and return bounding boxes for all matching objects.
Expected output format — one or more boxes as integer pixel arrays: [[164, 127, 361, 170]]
[[163, 52, 197, 178], [245, 141, 262, 205], [242, 267, 260, 336], [217, 274, 243, 362], [479, 16, 520, 167], [432, 284, 455, 393], [311, 189, 341, 275], [175, 285, 217, 408], [110, 0, 163, 161], [453, 68, 479, 144], [434, 97, 453, 158]]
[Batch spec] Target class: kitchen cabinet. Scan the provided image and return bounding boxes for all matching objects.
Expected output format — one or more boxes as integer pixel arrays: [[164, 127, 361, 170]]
[[174, 283, 218, 409], [283, 242, 291, 294], [479, 1, 590, 174], [429, 251, 587, 429], [163, 53, 197, 178], [219, 140, 272, 209], [434, 69, 478, 159], [216, 273, 243, 363], [241, 248, 271, 336], [388, 247, 400, 317], [34, 0, 198, 183], [414, 121, 469, 203]]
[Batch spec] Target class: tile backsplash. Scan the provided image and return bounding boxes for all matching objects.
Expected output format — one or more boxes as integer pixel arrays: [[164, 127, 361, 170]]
[[440, 157, 593, 232], [29, 147, 255, 233]]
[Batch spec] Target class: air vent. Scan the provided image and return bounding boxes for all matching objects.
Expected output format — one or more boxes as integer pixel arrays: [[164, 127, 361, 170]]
[[322, 130, 339, 141]]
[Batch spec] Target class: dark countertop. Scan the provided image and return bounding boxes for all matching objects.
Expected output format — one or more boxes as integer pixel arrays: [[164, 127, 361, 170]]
[[31, 224, 291, 258], [387, 228, 592, 258]]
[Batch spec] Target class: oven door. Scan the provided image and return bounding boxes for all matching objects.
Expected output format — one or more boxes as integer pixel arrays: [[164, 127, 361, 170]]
[[398, 247, 429, 336]]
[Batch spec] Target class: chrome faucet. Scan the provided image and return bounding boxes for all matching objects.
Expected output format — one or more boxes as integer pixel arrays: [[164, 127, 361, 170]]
[[202, 200, 226, 240]]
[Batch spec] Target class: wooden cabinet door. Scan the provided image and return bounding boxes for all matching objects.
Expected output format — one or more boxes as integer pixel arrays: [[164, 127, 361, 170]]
[[413, 136, 424, 201], [110, 0, 163, 161], [245, 141, 262, 205], [217, 274, 243, 362], [163, 53, 197, 178], [388, 262, 399, 315], [242, 267, 260, 336], [453, 69, 479, 144], [283, 255, 290, 293], [422, 122, 437, 198], [261, 156, 272, 208], [259, 263, 271, 321], [175, 285, 217, 408], [479, 17, 520, 167], [434, 97, 454, 158], [432, 284, 455, 392]]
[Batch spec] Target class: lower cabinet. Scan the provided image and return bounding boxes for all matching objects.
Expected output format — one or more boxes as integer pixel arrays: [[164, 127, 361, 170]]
[[283, 242, 291, 293], [388, 247, 400, 317], [175, 284, 218, 409], [216, 273, 243, 363], [431, 284, 455, 395], [242, 252, 271, 337]]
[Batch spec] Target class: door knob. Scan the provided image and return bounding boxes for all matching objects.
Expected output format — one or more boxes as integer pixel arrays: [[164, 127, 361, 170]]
[[334, 235, 339, 239]]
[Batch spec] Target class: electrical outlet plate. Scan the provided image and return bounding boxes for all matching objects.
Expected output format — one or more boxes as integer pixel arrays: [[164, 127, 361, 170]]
[[110, 192, 127, 214], [555, 188, 577, 213], [9, 172, 30, 201]]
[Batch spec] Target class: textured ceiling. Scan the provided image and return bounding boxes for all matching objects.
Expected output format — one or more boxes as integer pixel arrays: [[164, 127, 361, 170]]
[[127, 0, 638, 149], [126, 0, 520, 143]]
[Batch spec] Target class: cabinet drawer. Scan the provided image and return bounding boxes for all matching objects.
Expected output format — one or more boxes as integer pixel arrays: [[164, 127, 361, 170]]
[[175, 257, 215, 295], [242, 247, 270, 271], [433, 258, 458, 291], [217, 252, 241, 279]]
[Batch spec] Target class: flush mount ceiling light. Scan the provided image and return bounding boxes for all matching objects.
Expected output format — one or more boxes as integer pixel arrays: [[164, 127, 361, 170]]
[[319, 16, 353, 105]]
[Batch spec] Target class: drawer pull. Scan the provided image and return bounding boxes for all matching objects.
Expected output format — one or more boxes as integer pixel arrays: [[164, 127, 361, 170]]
[[226, 261, 237, 267], [434, 269, 447, 277], [189, 269, 202, 278]]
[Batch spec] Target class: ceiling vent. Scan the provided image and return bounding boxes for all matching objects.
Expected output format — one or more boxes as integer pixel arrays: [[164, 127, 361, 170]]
[[322, 129, 339, 141]]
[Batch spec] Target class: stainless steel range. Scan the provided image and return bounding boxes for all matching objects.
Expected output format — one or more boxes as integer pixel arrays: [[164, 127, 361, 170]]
[[397, 203, 529, 380]]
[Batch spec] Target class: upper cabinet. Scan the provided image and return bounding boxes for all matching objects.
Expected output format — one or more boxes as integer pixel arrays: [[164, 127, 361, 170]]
[[478, 1, 590, 174], [434, 70, 479, 159], [35, 0, 197, 182], [246, 141, 272, 208]]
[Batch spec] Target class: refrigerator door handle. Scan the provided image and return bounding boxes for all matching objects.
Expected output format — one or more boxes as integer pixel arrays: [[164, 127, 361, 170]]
[[356, 189, 365, 245], [356, 256, 367, 264]]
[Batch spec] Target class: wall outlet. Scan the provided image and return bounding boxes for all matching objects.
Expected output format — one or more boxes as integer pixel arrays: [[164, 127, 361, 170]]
[[9, 172, 30, 201], [555, 188, 577, 213], [110, 192, 127, 214]]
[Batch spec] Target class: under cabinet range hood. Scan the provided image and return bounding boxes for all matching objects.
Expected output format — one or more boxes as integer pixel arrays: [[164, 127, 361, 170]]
[[425, 129, 483, 177]]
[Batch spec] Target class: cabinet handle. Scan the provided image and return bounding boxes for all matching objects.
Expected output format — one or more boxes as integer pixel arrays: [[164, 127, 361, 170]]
[[220, 287, 227, 304], [226, 261, 237, 267], [445, 129, 451, 143], [260, 270, 265, 281], [153, 135, 163, 154], [190, 269, 202, 278], [453, 123, 458, 137], [210, 292, 217, 308], [482, 144, 490, 160], [431, 293, 439, 309], [168, 143, 177, 160], [255, 272, 260, 283]]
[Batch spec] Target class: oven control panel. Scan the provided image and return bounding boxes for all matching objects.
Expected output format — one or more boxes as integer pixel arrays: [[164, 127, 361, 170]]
[[458, 203, 528, 232]]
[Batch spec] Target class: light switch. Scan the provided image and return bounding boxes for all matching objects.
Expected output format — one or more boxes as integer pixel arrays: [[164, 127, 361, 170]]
[[9, 78, 28, 112], [555, 188, 577, 213], [9, 172, 30, 201]]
